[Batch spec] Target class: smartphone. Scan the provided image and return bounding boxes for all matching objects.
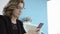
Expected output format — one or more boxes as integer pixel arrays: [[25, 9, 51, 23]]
[[36, 23, 44, 32], [37, 23, 44, 29]]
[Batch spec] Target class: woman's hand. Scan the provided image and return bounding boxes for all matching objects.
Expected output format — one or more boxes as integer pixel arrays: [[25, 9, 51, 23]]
[[26, 28, 40, 34]]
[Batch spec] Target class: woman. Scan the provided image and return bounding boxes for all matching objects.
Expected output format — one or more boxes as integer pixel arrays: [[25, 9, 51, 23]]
[[0, 0, 40, 34]]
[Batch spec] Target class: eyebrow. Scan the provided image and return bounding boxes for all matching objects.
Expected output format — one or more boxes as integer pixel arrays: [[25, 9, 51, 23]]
[[16, 6, 23, 9], [20, 0, 24, 3]]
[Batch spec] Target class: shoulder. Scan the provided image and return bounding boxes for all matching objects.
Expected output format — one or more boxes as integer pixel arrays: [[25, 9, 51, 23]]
[[0, 15, 6, 27], [0, 15, 4, 18], [17, 19, 23, 25], [17, 19, 23, 23], [0, 15, 7, 20], [0, 15, 10, 23], [0, 15, 7, 23], [0, 15, 5, 21], [0, 15, 4, 23], [0, 15, 7, 19], [0, 15, 7, 34]]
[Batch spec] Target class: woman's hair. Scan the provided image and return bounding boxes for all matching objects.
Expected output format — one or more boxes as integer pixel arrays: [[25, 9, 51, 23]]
[[3, 0, 24, 17]]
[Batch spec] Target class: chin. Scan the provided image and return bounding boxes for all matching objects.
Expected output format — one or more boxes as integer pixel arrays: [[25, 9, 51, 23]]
[[14, 15, 19, 18], [14, 14, 20, 18], [16, 16, 19, 18]]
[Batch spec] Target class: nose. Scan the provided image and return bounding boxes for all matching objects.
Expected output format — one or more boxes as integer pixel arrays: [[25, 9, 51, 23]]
[[18, 9, 22, 14], [19, 11, 21, 13]]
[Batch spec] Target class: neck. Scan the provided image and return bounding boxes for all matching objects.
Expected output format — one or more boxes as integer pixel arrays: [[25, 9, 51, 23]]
[[11, 16, 17, 21], [11, 15, 18, 24]]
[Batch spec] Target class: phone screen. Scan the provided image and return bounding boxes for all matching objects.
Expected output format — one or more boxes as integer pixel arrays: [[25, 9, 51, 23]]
[[37, 23, 44, 29]]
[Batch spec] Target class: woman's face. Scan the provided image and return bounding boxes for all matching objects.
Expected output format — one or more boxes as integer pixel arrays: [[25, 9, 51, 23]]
[[12, 3, 23, 18]]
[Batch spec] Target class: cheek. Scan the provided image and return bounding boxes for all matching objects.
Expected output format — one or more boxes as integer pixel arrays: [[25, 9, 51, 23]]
[[13, 9, 22, 15]]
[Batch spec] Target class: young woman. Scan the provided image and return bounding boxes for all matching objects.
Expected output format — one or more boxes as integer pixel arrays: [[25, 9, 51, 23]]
[[0, 0, 40, 34]]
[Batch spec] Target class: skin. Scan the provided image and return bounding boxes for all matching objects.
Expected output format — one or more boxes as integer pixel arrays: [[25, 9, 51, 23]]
[[11, 2, 40, 34], [11, 3, 23, 24]]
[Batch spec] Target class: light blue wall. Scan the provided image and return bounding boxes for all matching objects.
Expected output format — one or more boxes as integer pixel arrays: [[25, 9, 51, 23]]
[[19, 0, 48, 34]]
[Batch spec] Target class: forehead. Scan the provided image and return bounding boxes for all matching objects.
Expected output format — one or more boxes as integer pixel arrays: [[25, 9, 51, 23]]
[[18, 3, 24, 8]]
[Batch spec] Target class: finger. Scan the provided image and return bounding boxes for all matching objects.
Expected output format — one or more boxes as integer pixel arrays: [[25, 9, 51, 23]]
[[36, 28, 40, 32]]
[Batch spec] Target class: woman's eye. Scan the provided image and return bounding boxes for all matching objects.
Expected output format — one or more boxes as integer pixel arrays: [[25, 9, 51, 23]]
[[17, 7, 22, 9], [16, 6, 19, 8]]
